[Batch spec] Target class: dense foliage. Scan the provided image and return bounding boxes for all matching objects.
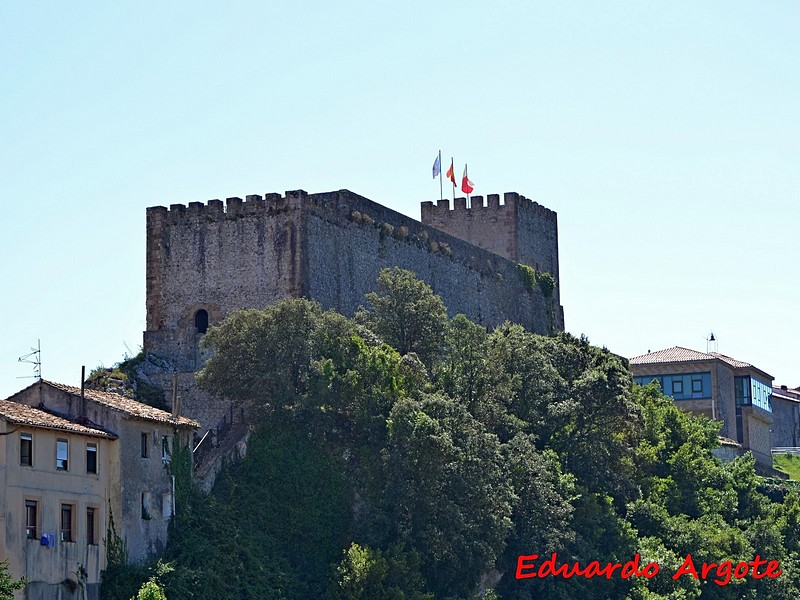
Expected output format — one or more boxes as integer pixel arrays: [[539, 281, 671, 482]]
[[0, 561, 26, 600], [103, 269, 800, 599]]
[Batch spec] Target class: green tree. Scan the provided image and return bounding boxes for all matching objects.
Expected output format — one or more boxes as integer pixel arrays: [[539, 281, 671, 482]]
[[357, 268, 447, 367], [332, 543, 432, 600], [132, 580, 167, 600], [625, 382, 800, 600], [0, 561, 25, 600], [385, 394, 513, 597], [197, 298, 323, 406], [171, 281, 800, 599], [542, 333, 642, 504]]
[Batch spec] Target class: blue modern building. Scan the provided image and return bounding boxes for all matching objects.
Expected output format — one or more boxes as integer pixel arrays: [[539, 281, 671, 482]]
[[630, 346, 773, 471]]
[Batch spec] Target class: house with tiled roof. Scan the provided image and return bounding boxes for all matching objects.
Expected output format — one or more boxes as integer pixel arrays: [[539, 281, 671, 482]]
[[630, 346, 774, 472], [0, 380, 198, 600]]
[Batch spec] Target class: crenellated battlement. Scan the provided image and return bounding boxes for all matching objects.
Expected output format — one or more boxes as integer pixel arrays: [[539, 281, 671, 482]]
[[148, 190, 313, 224], [420, 190, 560, 286], [146, 185, 561, 369], [421, 192, 557, 223]]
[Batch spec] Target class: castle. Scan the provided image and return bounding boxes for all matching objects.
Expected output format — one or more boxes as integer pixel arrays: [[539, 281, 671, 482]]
[[143, 188, 563, 427], [0, 186, 562, 598]]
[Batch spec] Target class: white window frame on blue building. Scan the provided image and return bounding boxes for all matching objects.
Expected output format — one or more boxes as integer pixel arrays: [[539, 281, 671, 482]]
[[633, 372, 712, 401]]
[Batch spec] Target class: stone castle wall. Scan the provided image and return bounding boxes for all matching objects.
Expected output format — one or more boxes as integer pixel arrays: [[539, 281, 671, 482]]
[[145, 194, 306, 371], [303, 189, 557, 331], [421, 192, 560, 299], [144, 188, 563, 426]]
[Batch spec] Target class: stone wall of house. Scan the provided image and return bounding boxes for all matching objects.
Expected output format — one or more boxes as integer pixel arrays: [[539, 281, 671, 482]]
[[742, 406, 773, 469], [8, 384, 191, 565], [0, 422, 110, 599], [771, 395, 800, 448]]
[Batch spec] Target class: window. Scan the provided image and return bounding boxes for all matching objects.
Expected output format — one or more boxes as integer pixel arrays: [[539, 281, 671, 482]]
[[141, 433, 149, 458], [25, 500, 38, 539], [635, 373, 711, 400], [61, 504, 74, 542], [20, 433, 32, 466], [56, 439, 69, 470], [142, 492, 152, 520], [87, 507, 96, 545], [161, 435, 170, 463], [194, 309, 209, 334], [87, 443, 97, 474], [737, 376, 773, 412], [735, 376, 751, 406]]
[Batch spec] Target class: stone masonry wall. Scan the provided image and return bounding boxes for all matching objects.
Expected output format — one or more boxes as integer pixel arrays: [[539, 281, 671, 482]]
[[515, 195, 560, 294], [421, 192, 560, 302], [744, 408, 773, 469], [304, 190, 559, 333], [421, 195, 517, 264], [145, 193, 306, 370], [771, 396, 800, 447], [144, 188, 564, 429]]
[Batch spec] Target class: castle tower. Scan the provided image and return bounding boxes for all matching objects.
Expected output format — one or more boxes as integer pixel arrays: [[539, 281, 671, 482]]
[[144, 192, 307, 373], [420, 192, 560, 303]]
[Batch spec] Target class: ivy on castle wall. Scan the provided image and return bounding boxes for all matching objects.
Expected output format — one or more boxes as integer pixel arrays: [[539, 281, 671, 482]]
[[516, 264, 556, 299]]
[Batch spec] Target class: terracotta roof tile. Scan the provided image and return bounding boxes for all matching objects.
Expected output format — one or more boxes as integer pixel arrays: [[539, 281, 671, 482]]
[[630, 346, 713, 365], [0, 400, 117, 438], [44, 381, 199, 428], [709, 353, 753, 369], [630, 347, 772, 380]]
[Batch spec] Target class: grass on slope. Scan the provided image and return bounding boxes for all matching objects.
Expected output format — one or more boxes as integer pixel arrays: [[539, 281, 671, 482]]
[[773, 453, 800, 480]]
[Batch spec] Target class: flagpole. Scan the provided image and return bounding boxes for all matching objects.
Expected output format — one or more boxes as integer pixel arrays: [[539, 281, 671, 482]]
[[438, 150, 443, 201], [451, 156, 455, 203], [465, 163, 470, 206]]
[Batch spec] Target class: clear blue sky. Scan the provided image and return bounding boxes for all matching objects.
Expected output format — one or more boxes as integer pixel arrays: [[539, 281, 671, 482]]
[[1, 1, 798, 399]]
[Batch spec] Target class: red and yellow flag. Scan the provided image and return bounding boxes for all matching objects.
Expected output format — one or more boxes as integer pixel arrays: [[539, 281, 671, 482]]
[[446, 160, 456, 186]]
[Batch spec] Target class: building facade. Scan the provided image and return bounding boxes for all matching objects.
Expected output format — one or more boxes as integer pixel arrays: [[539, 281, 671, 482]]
[[630, 347, 773, 471], [0, 401, 114, 600], [771, 385, 800, 448], [1, 381, 198, 600]]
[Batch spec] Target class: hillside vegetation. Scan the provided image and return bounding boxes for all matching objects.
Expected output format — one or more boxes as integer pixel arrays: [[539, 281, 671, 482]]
[[773, 453, 800, 481], [103, 268, 800, 599]]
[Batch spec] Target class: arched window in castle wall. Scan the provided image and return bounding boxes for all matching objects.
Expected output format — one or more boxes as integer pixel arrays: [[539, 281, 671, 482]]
[[194, 309, 209, 334]]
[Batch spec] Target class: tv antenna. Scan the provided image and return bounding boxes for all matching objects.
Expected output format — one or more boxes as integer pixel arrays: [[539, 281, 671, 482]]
[[18, 339, 41, 380]]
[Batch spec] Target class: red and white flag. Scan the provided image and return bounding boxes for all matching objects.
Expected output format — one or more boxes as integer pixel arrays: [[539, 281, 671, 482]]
[[461, 165, 474, 194]]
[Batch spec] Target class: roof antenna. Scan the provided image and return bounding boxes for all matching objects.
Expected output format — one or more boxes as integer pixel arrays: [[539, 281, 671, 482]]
[[706, 332, 717, 353], [17, 339, 41, 380], [80, 365, 86, 419]]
